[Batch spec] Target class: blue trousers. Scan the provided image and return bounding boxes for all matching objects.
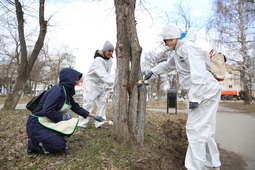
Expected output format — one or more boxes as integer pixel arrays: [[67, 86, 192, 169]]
[[28, 134, 68, 154]]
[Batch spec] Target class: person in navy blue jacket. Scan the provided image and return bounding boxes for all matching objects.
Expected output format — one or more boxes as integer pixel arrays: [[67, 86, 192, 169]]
[[26, 68, 104, 155]]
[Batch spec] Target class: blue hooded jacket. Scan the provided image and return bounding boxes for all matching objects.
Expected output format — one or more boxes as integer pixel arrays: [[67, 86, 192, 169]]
[[26, 68, 89, 141]]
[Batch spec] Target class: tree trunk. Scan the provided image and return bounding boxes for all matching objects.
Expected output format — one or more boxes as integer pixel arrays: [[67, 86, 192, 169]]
[[241, 43, 252, 104], [208, 0, 254, 105], [2, 0, 47, 110], [113, 0, 146, 145], [238, 0, 253, 104], [156, 75, 161, 99]]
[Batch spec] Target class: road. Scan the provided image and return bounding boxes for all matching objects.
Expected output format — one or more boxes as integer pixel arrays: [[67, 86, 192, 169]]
[[216, 104, 255, 170], [0, 102, 254, 169]]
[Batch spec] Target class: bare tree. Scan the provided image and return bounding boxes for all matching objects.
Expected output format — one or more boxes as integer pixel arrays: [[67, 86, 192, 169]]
[[113, 0, 146, 145], [142, 50, 171, 99], [0, 61, 17, 97], [207, 0, 255, 104], [167, 72, 178, 89], [27, 44, 74, 96], [164, 1, 206, 30], [141, 1, 201, 100], [47, 49, 73, 85], [0, 14, 20, 97], [28, 59, 48, 96], [176, 2, 191, 31], [1, 0, 47, 110]]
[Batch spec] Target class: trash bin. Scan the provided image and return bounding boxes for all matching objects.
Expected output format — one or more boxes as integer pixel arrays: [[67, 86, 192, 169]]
[[167, 89, 177, 114], [167, 89, 177, 107]]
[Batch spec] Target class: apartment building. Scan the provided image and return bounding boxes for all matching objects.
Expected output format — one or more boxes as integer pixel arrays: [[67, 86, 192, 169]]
[[220, 64, 241, 91]]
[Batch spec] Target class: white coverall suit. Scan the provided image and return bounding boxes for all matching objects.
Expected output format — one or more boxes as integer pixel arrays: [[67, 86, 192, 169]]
[[151, 30, 221, 170], [78, 51, 114, 128]]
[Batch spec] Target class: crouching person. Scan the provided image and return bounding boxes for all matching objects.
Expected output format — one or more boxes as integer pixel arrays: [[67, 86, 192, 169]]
[[26, 68, 104, 155]]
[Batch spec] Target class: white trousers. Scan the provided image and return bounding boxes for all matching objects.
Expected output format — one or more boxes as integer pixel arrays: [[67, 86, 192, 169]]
[[78, 89, 106, 128], [185, 91, 221, 170]]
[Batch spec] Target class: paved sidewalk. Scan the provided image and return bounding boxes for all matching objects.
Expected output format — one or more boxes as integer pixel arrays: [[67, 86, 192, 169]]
[[0, 103, 26, 110], [216, 104, 255, 170]]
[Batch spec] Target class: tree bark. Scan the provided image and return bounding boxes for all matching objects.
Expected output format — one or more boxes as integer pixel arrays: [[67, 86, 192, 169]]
[[2, 0, 47, 110], [113, 0, 146, 145], [238, 1, 253, 104]]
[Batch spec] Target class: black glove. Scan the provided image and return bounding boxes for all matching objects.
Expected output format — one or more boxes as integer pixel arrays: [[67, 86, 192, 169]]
[[93, 115, 105, 122], [189, 102, 199, 109], [62, 112, 72, 120], [144, 71, 153, 80]]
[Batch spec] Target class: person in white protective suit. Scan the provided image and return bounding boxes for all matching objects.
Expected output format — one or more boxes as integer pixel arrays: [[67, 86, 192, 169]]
[[144, 24, 221, 170], [78, 40, 115, 129]]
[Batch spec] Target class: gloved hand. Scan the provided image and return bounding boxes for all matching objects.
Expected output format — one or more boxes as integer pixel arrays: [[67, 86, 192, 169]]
[[62, 112, 72, 120], [189, 102, 199, 109], [144, 71, 153, 80], [93, 115, 105, 122]]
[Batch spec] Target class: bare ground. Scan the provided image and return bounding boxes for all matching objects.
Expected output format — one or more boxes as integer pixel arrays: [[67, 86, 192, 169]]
[[131, 111, 247, 170], [0, 96, 252, 169]]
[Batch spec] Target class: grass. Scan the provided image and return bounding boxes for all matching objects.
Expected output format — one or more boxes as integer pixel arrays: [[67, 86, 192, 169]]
[[0, 109, 135, 169], [146, 98, 187, 109], [0, 100, 189, 170], [0, 97, 253, 169], [221, 101, 255, 113]]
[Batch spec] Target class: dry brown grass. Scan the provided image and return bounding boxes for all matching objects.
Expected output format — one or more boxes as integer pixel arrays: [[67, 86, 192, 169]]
[[221, 101, 255, 113], [146, 98, 187, 109], [0, 98, 249, 169]]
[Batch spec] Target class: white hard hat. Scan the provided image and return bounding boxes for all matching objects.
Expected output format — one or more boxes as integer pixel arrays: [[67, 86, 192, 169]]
[[162, 24, 181, 40]]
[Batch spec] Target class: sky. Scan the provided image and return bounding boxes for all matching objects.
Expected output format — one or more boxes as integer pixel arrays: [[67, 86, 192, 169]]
[[44, 0, 212, 75]]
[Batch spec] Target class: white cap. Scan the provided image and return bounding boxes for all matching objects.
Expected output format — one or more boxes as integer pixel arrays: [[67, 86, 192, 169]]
[[102, 40, 114, 52], [162, 24, 181, 40]]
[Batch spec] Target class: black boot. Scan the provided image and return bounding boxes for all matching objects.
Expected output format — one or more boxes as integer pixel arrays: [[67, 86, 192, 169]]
[[26, 138, 38, 155]]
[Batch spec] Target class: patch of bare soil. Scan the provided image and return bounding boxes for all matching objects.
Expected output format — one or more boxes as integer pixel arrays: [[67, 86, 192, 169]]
[[131, 114, 187, 170], [219, 147, 247, 170], [131, 112, 247, 170]]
